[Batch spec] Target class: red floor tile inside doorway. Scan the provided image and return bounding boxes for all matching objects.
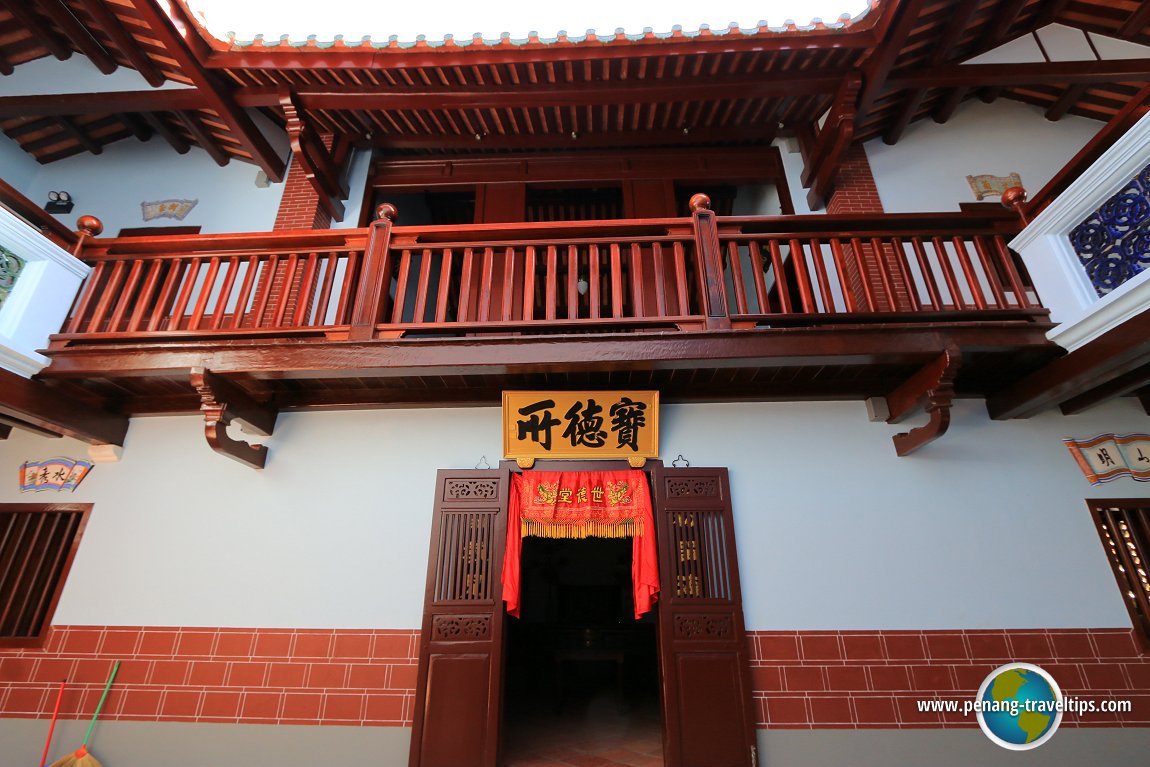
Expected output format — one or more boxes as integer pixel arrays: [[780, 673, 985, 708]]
[[501, 692, 663, 767]]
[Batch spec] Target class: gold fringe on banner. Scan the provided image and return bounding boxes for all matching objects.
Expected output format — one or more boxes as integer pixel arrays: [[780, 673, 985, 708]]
[[521, 518, 643, 539]]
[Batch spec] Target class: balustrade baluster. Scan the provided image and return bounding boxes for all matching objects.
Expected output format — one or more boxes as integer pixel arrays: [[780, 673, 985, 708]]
[[849, 238, 876, 312], [630, 242, 646, 318], [789, 239, 817, 313], [251, 255, 278, 329], [436, 249, 454, 323], [567, 245, 579, 320], [890, 238, 921, 312], [610, 243, 624, 319], [522, 246, 537, 322], [951, 236, 987, 310], [726, 241, 748, 315], [335, 251, 359, 325], [972, 236, 1008, 308], [412, 248, 434, 325], [546, 245, 559, 321], [128, 260, 166, 332], [291, 253, 321, 326], [828, 239, 856, 313], [930, 236, 964, 310], [458, 248, 476, 322], [167, 258, 201, 331], [768, 240, 793, 313], [106, 259, 145, 333], [88, 260, 126, 333], [748, 241, 770, 314], [392, 250, 414, 324], [993, 237, 1032, 309], [909, 238, 942, 311], [478, 247, 495, 322], [503, 247, 519, 321], [211, 257, 241, 330], [868, 237, 898, 311], [312, 253, 338, 327], [588, 244, 601, 320], [808, 238, 835, 313], [673, 241, 691, 316], [652, 242, 668, 317], [190, 257, 222, 330]]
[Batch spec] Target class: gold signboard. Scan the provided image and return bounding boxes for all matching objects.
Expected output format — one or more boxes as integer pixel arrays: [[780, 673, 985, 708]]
[[503, 390, 659, 468]]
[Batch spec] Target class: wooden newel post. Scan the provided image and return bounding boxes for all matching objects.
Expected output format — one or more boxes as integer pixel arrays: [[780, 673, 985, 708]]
[[348, 202, 397, 341], [72, 215, 103, 258], [1001, 186, 1029, 227], [689, 193, 732, 330]]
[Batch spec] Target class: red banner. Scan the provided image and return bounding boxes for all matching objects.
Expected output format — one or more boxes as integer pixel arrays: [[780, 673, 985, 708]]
[[501, 470, 659, 619]]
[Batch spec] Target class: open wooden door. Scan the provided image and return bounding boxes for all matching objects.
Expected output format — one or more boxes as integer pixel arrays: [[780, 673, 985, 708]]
[[409, 469, 510, 767], [652, 465, 757, 767]]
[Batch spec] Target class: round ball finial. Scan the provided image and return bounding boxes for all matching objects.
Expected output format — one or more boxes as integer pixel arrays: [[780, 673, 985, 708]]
[[76, 215, 103, 237], [688, 193, 712, 213], [375, 203, 398, 222], [1000, 186, 1027, 210]]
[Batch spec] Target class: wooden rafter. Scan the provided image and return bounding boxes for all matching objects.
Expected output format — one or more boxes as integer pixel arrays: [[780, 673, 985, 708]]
[[883, 0, 981, 145], [367, 124, 780, 151], [856, 0, 928, 120], [880, 346, 962, 456], [1045, 83, 1088, 121], [127, 0, 286, 182], [190, 368, 277, 469], [1120, 3, 1150, 38], [799, 73, 861, 210], [281, 90, 349, 222], [141, 111, 190, 154], [0, 0, 73, 61], [76, 0, 165, 87], [37, 0, 117, 75], [0, 369, 127, 446], [176, 110, 227, 166], [0, 91, 207, 119], [119, 112, 153, 142], [0, 47, 13, 76], [54, 115, 102, 155]]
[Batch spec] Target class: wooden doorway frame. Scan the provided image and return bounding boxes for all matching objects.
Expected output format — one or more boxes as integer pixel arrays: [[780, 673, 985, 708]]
[[409, 460, 757, 767]]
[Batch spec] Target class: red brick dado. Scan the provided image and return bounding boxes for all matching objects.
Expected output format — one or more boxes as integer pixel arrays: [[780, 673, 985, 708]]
[[748, 629, 1150, 729], [0, 626, 418, 727]]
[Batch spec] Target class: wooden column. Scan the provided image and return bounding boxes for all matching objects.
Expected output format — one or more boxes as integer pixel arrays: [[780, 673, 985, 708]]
[[349, 203, 398, 341], [689, 194, 732, 331]]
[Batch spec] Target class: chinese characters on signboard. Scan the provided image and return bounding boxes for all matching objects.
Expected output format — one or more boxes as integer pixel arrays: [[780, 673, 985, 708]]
[[1064, 434, 1150, 485], [503, 391, 659, 467], [19, 457, 93, 492]]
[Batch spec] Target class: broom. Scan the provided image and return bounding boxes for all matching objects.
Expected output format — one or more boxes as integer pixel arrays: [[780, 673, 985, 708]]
[[39, 679, 66, 767], [49, 661, 119, 767]]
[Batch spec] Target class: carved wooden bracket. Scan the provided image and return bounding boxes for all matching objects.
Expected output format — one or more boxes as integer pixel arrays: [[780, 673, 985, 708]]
[[190, 368, 277, 469], [281, 90, 351, 222], [800, 73, 861, 210], [881, 347, 963, 457]]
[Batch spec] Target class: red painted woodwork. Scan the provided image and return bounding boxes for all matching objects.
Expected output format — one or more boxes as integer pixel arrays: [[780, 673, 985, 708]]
[[410, 470, 510, 767], [55, 210, 1035, 350], [651, 466, 756, 767]]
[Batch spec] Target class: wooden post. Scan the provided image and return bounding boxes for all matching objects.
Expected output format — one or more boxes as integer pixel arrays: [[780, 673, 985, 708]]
[[1001, 186, 1029, 227], [348, 203, 397, 341], [72, 215, 103, 258], [689, 193, 732, 330]]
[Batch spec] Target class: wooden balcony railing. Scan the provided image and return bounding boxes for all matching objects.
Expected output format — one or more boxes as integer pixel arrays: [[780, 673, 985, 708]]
[[51, 197, 1042, 349]]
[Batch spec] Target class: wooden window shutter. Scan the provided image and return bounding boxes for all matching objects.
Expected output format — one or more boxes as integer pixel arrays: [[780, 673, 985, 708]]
[[410, 469, 510, 767], [0, 504, 90, 647], [1088, 500, 1150, 650], [651, 466, 758, 767]]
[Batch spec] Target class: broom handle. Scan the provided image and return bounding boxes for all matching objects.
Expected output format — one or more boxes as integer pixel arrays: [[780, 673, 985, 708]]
[[82, 661, 120, 746], [39, 679, 66, 767]]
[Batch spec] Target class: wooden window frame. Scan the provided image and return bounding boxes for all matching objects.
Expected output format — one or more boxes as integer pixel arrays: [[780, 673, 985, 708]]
[[0, 503, 91, 648], [1087, 499, 1150, 652]]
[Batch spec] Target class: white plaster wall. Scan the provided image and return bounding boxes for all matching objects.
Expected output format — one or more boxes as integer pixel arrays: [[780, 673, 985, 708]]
[[330, 149, 372, 228], [776, 139, 826, 215], [21, 139, 287, 235], [0, 399, 1139, 632], [0, 133, 45, 192], [866, 99, 1099, 213]]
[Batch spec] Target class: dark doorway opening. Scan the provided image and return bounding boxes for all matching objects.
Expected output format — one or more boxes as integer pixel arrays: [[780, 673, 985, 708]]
[[503, 536, 663, 767]]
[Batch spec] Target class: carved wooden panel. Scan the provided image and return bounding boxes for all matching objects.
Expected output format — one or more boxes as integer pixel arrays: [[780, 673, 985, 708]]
[[673, 614, 733, 640], [431, 614, 492, 642], [444, 479, 500, 500], [433, 511, 494, 603], [665, 476, 719, 498]]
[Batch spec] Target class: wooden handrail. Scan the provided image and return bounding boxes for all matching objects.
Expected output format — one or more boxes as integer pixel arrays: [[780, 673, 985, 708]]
[[55, 209, 1044, 348]]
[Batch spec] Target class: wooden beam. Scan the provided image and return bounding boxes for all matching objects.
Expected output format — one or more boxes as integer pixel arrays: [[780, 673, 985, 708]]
[[0, 369, 128, 445], [76, 0, 166, 87], [54, 115, 102, 155], [1059, 361, 1150, 415], [0, 47, 13, 76], [800, 74, 861, 209], [1045, 83, 1088, 121], [0, 0, 72, 61], [231, 73, 846, 111], [0, 90, 209, 119], [857, 0, 929, 119], [119, 112, 154, 142], [0, 423, 11, 440], [127, 0, 286, 182], [983, 0, 1030, 47], [370, 124, 779, 151], [141, 111, 191, 154], [282, 90, 348, 222], [177, 110, 228, 166], [890, 59, 1150, 89], [882, 346, 962, 456], [190, 368, 276, 469], [883, 0, 981, 145], [987, 310, 1150, 419], [1120, 2, 1150, 38], [37, 0, 117, 75]]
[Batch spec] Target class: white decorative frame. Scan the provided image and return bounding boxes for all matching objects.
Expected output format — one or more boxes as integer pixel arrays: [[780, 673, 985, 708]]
[[1010, 110, 1150, 350]]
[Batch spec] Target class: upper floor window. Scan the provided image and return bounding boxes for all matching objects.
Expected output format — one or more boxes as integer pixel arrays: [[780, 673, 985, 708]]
[[1087, 500, 1150, 651]]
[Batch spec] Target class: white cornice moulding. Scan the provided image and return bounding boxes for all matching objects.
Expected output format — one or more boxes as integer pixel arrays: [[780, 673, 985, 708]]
[[1009, 109, 1150, 341], [0, 207, 90, 377]]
